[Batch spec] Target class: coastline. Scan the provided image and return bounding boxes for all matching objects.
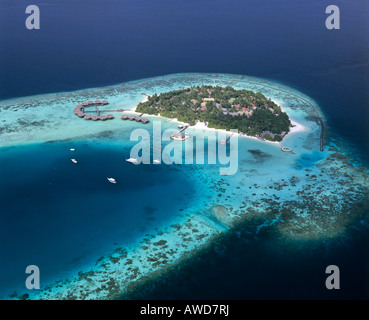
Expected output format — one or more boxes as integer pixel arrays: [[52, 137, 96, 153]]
[[0, 72, 318, 150], [4, 73, 365, 301], [127, 95, 307, 147]]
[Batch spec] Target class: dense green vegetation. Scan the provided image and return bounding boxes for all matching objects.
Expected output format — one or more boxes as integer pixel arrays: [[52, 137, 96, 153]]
[[136, 85, 291, 141]]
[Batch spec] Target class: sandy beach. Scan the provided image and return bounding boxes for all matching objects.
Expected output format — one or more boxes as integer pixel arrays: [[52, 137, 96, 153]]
[[128, 95, 307, 146]]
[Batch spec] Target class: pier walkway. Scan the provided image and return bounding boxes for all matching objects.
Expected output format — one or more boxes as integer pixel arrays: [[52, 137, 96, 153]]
[[279, 142, 293, 152], [221, 132, 235, 145], [95, 106, 100, 117], [176, 124, 190, 134]]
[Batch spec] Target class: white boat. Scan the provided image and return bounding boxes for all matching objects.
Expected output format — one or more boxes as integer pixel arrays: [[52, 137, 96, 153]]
[[126, 157, 139, 164], [153, 159, 161, 164], [170, 133, 190, 141], [107, 177, 117, 184], [71, 159, 77, 163], [70, 148, 75, 151]]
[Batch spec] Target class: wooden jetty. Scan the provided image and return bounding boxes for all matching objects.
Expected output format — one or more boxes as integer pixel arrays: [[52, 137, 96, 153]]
[[221, 132, 235, 145], [319, 118, 325, 152], [171, 124, 190, 140], [74, 100, 149, 124], [279, 142, 293, 152], [95, 105, 100, 117], [177, 124, 190, 134]]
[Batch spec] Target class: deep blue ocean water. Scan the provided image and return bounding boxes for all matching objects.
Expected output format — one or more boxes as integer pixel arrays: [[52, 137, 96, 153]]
[[0, 0, 369, 299], [0, 141, 199, 297]]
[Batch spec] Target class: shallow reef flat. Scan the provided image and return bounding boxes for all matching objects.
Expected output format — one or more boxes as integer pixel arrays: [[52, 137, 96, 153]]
[[2, 73, 368, 300], [20, 213, 221, 300], [0, 73, 319, 148]]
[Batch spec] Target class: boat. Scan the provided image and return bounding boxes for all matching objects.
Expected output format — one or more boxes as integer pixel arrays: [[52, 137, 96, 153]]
[[71, 159, 77, 163], [70, 148, 75, 151], [170, 133, 190, 141], [126, 157, 139, 164], [153, 159, 161, 164], [107, 177, 117, 184]]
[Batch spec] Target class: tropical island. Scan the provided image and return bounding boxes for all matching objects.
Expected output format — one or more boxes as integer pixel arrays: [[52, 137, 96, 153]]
[[136, 85, 292, 141]]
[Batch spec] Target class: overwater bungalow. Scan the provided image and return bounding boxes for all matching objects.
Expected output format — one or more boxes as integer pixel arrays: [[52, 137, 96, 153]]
[[84, 114, 92, 120], [87, 100, 94, 105], [141, 118, 149, 124], [121, 114, 128, 120], [107, 114, 114, 119], [94, 100, 101, 105], [128, 115, 135, 121], [92, 116, 99, 121], [81, 102, 88, 107], [101, 100, 108, 105], [100, 115, 107, 121], [135, 116, 142, 122]]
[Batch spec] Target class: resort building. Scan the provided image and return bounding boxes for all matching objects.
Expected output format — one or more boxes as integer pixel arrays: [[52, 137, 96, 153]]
[[74, 100, 149, 124]]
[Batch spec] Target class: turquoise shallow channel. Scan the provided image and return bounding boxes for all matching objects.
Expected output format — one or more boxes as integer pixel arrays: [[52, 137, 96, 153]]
[[0, 73, 368, 299]]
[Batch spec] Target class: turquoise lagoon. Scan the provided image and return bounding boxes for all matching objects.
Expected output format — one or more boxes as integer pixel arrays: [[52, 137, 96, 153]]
[[0, 73, 368, 299]]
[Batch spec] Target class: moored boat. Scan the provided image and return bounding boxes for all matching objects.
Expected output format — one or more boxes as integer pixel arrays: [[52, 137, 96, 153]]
[[107, 177, 116, 184]]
